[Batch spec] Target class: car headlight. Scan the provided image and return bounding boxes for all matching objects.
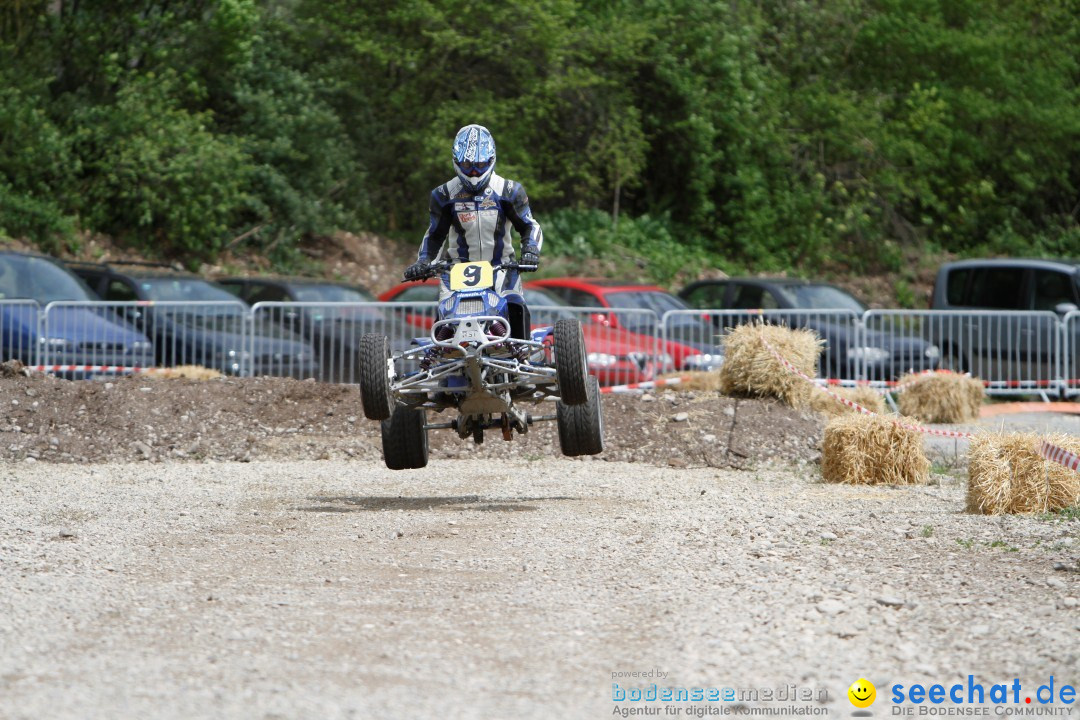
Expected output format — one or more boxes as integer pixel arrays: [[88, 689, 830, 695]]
[[683, 353, 723, 369], [217, 349, 252, 360], [924, 344, 940, 360], [657, 353, 673, 367], [586, 352, 619, 367], [848, 346, 891, 363], [38, 337, 69, 348], [130, 341, 152, 351]]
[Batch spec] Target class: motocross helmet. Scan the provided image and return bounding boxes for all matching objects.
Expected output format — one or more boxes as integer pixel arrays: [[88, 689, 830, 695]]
[[453, 124, 496, 192]]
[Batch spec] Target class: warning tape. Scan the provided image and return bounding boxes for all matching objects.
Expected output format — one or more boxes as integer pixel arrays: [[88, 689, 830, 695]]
[[755, 331, 975, 439], [1039, 441, 1080, 472], [29, 365, 149, 374], [600, 376, 689, 394]]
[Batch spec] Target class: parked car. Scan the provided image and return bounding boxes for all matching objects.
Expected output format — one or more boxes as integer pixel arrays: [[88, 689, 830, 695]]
[[0, 251, 153, 375], [217, 276, 416, 382], [678, 277, 940, 380], [68, 262, 317, 378], [928, 258, 1079, 385], [379, 279, 667, 385], [525, 278, 724, 371]]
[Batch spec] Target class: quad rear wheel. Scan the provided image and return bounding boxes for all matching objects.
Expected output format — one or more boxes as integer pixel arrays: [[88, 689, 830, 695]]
[[554, 318, 588, 405], [381, 407, 429, 470], [557, 376, 604, 457], [358, 333, 395, 420]]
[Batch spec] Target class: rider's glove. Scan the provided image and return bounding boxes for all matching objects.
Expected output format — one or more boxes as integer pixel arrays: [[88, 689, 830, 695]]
[[404, 260, 430, 281], [519, 246, 540, 271]]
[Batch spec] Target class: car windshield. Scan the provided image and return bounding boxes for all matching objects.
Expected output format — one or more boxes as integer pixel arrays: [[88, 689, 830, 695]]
[[604, 290, 703, 331], [291, 285, 374, 303], [525, 289, 576, 320], [775, 284, 866, 312], [0, 255, 95, 304], [139, 278, 243, 304]]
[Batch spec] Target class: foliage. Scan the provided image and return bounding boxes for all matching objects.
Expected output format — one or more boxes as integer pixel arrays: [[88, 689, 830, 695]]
[[0, 0, 1077, 273], [68, 72, 253, 260], [543, 208, 710, 286]]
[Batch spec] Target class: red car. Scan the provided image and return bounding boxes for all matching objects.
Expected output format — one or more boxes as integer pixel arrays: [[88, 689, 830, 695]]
[[378, 280, 666, 385], [525, 278, 725, 371]]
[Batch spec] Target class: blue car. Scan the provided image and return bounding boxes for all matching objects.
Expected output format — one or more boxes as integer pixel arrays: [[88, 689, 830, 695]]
[[0, 251, 154, 374]]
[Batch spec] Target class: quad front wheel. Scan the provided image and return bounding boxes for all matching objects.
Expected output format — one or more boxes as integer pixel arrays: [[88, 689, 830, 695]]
[[358, 333, 395, 420], [557, 375, 604, 457], [381, 407, 429, 470], [554, 318, 588, 405]]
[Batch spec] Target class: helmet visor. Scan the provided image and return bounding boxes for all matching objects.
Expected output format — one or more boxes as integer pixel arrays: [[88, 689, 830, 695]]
[[457, 159, 492, 177]]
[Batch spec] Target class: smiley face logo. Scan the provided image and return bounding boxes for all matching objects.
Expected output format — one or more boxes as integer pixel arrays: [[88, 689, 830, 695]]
[[848, 678, 876, 708]]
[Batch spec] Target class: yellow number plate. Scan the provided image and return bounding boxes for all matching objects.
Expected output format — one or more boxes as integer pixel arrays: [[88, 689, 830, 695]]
[[449, 261, 495, 291]]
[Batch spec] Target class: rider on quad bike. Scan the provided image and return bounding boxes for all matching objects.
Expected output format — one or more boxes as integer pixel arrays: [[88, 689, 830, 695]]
[[403, 124, 543, 340]]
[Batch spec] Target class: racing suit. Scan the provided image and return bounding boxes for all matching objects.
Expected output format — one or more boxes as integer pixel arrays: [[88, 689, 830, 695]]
[[415, 173, 543, 339]]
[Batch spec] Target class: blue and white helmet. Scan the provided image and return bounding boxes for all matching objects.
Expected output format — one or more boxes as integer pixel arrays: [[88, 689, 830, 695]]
[[452, 124, 496, 192]]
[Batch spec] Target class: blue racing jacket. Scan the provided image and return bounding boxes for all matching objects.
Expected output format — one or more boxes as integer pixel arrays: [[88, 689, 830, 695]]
[[416, 174, 543, 298]]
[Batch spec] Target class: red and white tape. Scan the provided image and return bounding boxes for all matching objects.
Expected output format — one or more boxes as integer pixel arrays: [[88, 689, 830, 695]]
[[30, 365, 149, 374], [755, 331, 975, 439], [1040, 441, 1080, 472], [600, 376, 689, 394]]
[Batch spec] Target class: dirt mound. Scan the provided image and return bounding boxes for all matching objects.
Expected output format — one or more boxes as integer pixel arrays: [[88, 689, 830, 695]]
[[0, 375, 823, 468]]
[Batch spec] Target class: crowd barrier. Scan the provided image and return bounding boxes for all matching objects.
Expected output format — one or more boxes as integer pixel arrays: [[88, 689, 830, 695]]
[[1, 299, 1076, 397], [1065, 310, 1080, 399]]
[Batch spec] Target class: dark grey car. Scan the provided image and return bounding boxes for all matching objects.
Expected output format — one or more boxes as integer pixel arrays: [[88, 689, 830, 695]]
[[928, 258, 1079, 391]]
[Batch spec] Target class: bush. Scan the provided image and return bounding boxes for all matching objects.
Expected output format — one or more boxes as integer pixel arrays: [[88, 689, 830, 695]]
[[542, 208, 714, 287], [0, 184, 76, 252], [69, 72, 253, 260]]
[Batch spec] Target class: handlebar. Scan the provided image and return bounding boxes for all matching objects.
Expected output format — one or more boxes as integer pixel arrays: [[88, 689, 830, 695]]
[[407, 261, 537, 282]]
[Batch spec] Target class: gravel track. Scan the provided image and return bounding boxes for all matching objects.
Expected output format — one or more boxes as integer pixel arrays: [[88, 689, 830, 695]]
[[2, 458, 1077, 719]]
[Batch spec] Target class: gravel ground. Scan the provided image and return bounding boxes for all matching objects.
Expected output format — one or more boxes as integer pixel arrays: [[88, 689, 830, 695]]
[[1, 458, 1077, 719]]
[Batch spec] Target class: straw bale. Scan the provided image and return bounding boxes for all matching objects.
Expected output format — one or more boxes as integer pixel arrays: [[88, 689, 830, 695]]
[[143, 365, 224, 380], [821, 413, 929, 485], [719, 323, 823, 409], [809, 386, 886, 417], [967, 432, 1080, 514], [896, 372, 984, 424]]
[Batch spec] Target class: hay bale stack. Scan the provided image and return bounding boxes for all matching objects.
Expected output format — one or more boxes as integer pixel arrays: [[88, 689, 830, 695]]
[[144, 365, 224, 380], [896, 372, 984, 424], [810, 386, 886, 417], [967, 432, 1080, 514], [719, 323, 823, 409], [821, 413, 929, 485]]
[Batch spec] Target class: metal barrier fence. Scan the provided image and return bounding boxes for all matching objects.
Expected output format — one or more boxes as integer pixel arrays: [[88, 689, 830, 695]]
[[250, 300, 436, 383], [3, 300, 1078, 398], [662, 309, 862, 379], [42, 300, 317, 379], [1065, 310, 1080, 399], [865, 310, 1064, 399], [0, 299, 44, 369]]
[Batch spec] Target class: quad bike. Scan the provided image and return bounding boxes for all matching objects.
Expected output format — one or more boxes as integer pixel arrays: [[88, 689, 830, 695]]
[[357, 260, 604, 469]]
